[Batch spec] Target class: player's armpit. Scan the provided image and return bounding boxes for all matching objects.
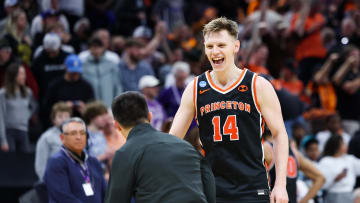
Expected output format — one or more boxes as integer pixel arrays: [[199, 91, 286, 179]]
[[169, 79, 196, 139]]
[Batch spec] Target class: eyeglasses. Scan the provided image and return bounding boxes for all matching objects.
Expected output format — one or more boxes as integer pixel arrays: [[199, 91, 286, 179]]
[[63, 130, 86, 137]]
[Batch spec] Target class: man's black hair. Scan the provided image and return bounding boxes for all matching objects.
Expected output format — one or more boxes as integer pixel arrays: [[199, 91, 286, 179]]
[[322, 134, 343, 157], [112, 91, 149, 128], [304, 138, 319, 150], [88, 37, 103, 47]]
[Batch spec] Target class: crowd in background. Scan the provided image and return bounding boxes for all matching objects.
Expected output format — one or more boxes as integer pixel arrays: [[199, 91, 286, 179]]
[[1, 0, 360, 202]]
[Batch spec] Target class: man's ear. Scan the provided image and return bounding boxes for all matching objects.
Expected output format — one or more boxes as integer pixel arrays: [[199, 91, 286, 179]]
[[114, 121, 122, 132], [60, 133, 65, 143], [148, 112, 153, 123], [234, 40, 240, 53]]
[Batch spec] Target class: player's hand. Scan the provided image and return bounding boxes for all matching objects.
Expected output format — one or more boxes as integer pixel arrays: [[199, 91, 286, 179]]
[[270, 185, 288, 203]]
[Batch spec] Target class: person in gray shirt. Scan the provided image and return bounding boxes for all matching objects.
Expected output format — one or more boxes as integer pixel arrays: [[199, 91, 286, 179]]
[[105, 91, 215, 203], [0, 63, 37, 152], [34, 102, 72, 180]]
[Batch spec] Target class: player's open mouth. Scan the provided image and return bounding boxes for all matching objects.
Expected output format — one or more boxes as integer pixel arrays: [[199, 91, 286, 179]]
[[212, 58, 224, 65]]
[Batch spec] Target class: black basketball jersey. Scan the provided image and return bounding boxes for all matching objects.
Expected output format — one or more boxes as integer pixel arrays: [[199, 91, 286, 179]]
[[195, 69, 270, 201], [269, 145, 299, 203]]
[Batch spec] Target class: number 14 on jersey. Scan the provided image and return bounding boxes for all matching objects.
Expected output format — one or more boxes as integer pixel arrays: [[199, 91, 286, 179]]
[[212, 115, 239, 142]]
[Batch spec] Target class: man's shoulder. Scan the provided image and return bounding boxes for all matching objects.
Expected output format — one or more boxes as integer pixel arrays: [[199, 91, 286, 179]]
[[47, 150, 67, 166]]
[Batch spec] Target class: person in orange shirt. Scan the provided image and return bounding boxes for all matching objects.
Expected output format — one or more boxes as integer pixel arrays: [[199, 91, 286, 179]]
[[279, 60, 304, 97], [289, 0, 327, 85], [246, 44, 270, 75]]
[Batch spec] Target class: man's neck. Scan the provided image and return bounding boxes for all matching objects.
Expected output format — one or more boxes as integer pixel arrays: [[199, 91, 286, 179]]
[[125, 54, 136, 69], [211, 65, 242, 87], [64, 146, 84, 160], [122, 121, 150, 139]]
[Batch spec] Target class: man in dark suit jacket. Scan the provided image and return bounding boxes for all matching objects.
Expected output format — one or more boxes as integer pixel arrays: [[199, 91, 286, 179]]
[[105, 91, 215, 203]]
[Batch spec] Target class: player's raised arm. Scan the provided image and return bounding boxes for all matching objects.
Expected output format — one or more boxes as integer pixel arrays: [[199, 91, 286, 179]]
[[169, 79, 196, 139], [255, 75, 289, 203]]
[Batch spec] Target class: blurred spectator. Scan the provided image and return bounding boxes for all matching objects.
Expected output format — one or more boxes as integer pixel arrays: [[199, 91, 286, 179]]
[[44, 117, 106, 203], [332, 45, 360, 136], [339, 17, 360, 48], [247, 44, 270, 75], [304, 138, 320, 162], [43, 54, 94, 125], [167, 24, 197, 53], [0, 0, 20, 32], [318, 135, 360, 203], [279, 60, 304, 97], [0, 63, 37, 152], [35, 102, 72, 180], [19, 0, 39, 23], [158, 46, 184, 83], [102, 113, 125, 153], [191, 6, 218, 41], [110, 35, 125, 57], [89, 29, 120, 64], [139, 75, 166, 130], [33, 23, 75, 58], [0, 38, 38, 98], [30, 0, 69, 39], [82, 101, 109, 162], [316, 114, 351, 153], [152, 0, 185, 32], [159, 61, 191, 118], [81, 37, 122, 107], [119, 38, 154, 92], [72, 17, 91, 53], [262, 74, 306, 138], [292, 122, 308, 149], [101, 113, 126, 179], [38, 0, 84, 23], [310, 53, 339, 112], [132, 21, 168, 73], [85, 0, 115, 31], [349, 130, 360, 159], [289, 0, 327, 86], [2, 8, 32, 64], [113, 0, 146, 36], [31, 33, 70, 102]]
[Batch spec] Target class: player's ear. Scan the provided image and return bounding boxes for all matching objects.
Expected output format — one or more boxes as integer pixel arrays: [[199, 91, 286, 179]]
[[234, 40, 240, 53], [148, 112, 153, 123]]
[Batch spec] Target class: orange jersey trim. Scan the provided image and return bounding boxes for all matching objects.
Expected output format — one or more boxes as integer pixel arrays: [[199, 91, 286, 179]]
[[253, 74, 261, 113], [193, 76, 198, 120], [206, 69, 246, 93]]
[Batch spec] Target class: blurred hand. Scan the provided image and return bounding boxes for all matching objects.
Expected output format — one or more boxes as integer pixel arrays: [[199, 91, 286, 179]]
[[334, 169, 347, 182], [155, 21, 167, 37], [1, 143, 9, 152], [346, 55, 356, 65], [270, 185, 288, 203], [329, 53, 339, 62], [343, 81, 359, 94]]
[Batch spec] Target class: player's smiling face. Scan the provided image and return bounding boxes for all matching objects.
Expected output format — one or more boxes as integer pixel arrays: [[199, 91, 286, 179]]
[[204, 30, 240, 72]]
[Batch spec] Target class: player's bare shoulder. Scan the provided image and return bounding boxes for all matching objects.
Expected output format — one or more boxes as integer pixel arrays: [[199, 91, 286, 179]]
[[254, 75, 277, 106]]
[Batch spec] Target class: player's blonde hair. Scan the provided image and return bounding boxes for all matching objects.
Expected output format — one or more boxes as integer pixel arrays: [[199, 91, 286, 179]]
[[202, 17, 239, 39]]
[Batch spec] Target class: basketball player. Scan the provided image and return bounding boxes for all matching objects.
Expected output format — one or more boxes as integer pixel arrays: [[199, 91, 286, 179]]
[[263, 134, 325, 203], [169, 17, 289, 203]]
